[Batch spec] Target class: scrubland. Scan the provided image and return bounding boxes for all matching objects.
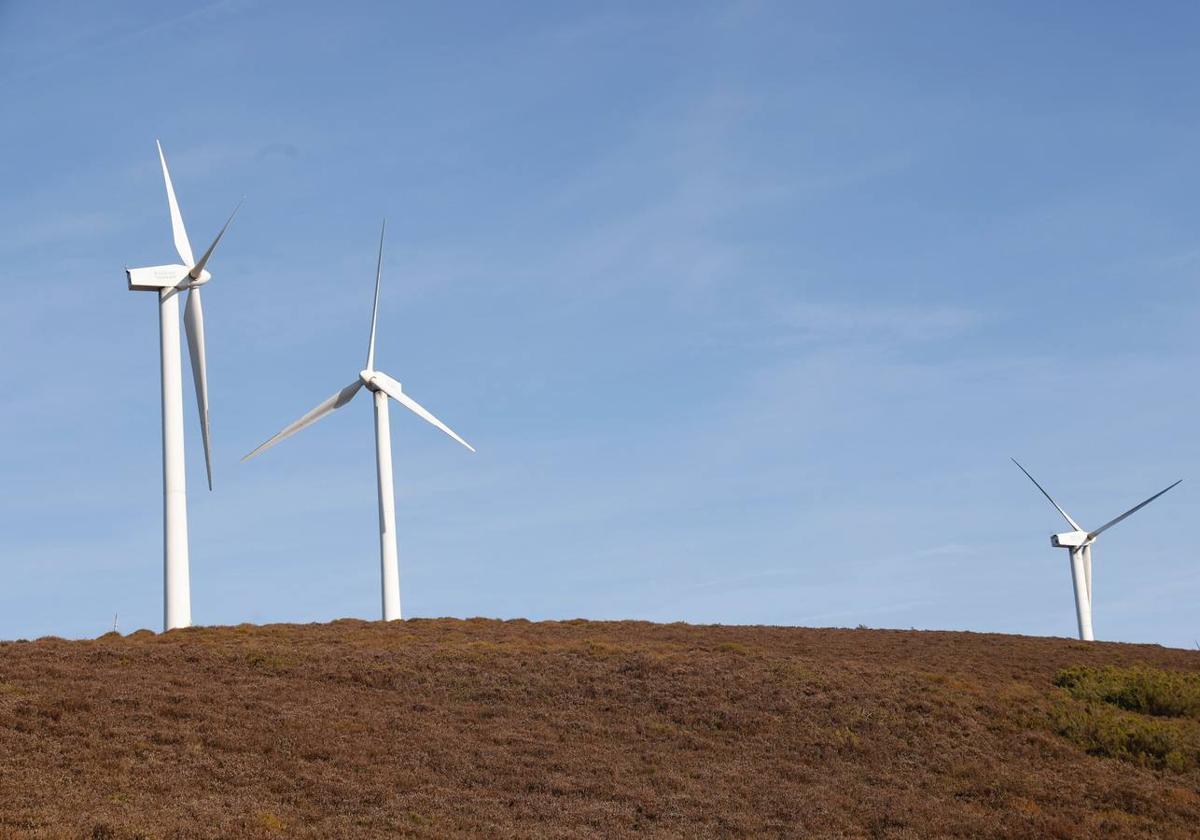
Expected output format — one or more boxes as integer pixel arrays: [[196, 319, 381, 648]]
[[1, 619, 1198, 838]]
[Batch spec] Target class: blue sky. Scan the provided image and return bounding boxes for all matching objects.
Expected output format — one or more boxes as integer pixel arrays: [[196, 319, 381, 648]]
[[1, 1, 1198, 647]]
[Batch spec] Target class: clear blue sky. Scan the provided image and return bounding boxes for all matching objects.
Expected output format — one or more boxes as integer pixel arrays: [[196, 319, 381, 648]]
[[1, 1, 1197, 646]]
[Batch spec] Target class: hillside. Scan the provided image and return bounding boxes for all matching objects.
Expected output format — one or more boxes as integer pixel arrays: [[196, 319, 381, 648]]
[[1, 620, 1198, 839]]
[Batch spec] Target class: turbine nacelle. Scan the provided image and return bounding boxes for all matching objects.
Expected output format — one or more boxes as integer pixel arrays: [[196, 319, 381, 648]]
[[126, 265, 214, 292], [1051, 530, 1089, 548], [127, 264, 186, 292]]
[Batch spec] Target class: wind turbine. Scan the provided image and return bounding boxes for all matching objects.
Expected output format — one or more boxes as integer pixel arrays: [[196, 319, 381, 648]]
[[1011, 459, 1180, 641], [126, 141, 240, 631], [242, 221, 474, 621]]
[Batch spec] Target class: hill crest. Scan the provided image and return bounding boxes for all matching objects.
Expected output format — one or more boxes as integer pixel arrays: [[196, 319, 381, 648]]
[[1, 619, 1198, 838]]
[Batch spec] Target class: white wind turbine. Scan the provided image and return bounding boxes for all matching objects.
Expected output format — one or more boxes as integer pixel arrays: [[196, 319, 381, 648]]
[[126, 141, 241, 631], [1012, 459, 1180, 641], [243, 222, 475, 621]]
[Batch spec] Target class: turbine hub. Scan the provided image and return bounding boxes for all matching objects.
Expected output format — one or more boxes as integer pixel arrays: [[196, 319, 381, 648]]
[[176, 269, 211, 290]]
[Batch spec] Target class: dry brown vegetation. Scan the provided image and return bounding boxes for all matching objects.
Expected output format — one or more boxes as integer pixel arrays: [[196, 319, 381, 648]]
[[1, 619, 1199, 839]]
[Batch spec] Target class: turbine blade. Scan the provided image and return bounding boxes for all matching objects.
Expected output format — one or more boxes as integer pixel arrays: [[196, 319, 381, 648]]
[[190, 200, 243, 279], [1011, 458, 1082, 532], [157, 140, 194, 266], [1088, 479, 1182, 539], [366, 219, 385, 371], [371, 372, 475, 453], [183, 287, 212, 490], [241, 380, 364, 462]]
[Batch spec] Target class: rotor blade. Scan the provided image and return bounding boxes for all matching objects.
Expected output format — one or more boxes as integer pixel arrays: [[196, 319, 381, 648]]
[[1011, 458, 1082, 532], [157, 140, 194, 266], [1089, 479, 1182, 539], [241, 380, 364, 462], [184, 287, 212, 490], [366, 219, 385, 371], [190, 200, 243, 279], [370, 372, 475, 453]]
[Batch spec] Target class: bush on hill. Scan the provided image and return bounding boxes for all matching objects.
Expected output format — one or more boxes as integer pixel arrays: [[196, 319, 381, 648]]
[[1051, 665, 1200, 771]]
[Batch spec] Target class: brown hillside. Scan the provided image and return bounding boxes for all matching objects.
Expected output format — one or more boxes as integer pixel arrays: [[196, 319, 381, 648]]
[[1, 619, 1199, 839]]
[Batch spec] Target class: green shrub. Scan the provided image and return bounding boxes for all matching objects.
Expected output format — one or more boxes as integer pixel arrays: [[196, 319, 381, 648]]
[[1049, 700, 1196, 771], [1055, 665, 1200, 720], [1049, 665, 1200, 771]]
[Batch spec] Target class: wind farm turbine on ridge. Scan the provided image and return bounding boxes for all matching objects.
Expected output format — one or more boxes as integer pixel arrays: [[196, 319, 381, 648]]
[[1011, 459, 1180, 642], [126, 141, 241, 632], [243, 221, 475, 621]]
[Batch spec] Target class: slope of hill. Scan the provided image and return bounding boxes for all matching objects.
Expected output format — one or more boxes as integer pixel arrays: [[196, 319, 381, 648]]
[[0, 619, 1198, 839]]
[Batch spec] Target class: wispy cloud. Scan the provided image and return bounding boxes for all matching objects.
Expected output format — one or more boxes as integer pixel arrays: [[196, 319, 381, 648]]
[[901, 543, 978, 560], [0, 211, 124, 256], [780, 301, 980, 345], [0, 0, 245, 84]]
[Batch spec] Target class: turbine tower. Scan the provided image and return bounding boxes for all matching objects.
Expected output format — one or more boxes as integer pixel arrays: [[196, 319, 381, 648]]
[[243, 221, 474, 621], [126, 141, 240, 631], [1012, 459, 1180, 641]]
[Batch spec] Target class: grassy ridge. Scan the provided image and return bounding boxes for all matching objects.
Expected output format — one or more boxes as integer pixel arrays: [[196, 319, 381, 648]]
[[0, 620, 1198, 838]]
